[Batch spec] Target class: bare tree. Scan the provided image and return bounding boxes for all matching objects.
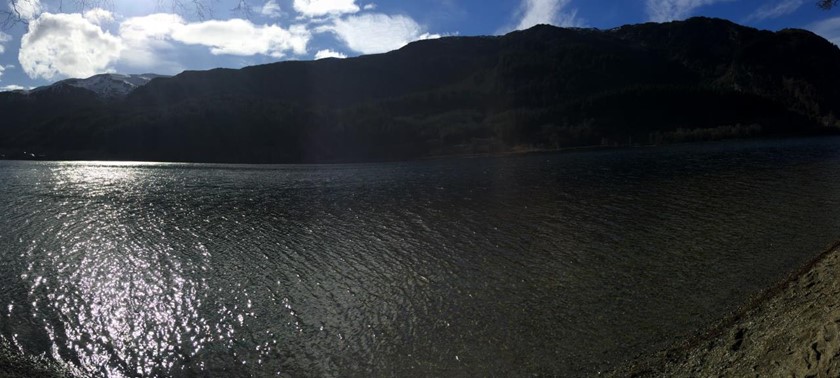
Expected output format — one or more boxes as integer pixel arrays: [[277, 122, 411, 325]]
[[3, 0, 118, 26], [819, 0, 839, 9], [156, 0, 220, 20], [3, 0, 51, 27]]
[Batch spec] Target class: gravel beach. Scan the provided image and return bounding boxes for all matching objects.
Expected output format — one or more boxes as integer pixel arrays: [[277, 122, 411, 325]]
[[613, 240, 840, 377]]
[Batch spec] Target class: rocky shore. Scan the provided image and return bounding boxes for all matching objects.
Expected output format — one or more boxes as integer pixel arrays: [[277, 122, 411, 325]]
[[613, 240, 840, 377]]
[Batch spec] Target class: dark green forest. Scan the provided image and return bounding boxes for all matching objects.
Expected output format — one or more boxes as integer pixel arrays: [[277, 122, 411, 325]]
[[2, 17, 840, 163]]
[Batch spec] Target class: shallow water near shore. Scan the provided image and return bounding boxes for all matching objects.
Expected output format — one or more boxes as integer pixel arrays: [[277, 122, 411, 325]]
[[2, 137, 840, 376]]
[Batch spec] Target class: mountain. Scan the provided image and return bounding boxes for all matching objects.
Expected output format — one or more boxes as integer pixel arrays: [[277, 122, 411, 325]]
[[1, 17, 840, 163], [34, 73, 169, 100]]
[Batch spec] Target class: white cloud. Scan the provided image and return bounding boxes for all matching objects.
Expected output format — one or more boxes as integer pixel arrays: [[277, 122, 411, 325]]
[[118, 13, 310, 70], [118, 13, 184, 71], [8, 0, 41, 21], [15, 5, 334, 80], [645, 0, 732, 22], [0, 84, 25, 91], [0, 63, 13, 78], [260, 0, 282, 18], [0, 31, 10, 54], [0, 65, 26, 91], [120, 14, 184, 42], [172, 19, 310, 58], [314, 48, 346, 59], [294, 0, 359, 17], [83, 8, 115, 25], [363, 3, 376, 10], [746, 0, 804, 22], [514, 0, 582, 31], [322, 13, 440, 54], [809, 16, 840, 46], [19, 12, 122, 80]]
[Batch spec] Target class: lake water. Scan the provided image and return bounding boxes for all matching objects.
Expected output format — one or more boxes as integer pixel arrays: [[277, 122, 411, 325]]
[[2, 137, 840, 377]]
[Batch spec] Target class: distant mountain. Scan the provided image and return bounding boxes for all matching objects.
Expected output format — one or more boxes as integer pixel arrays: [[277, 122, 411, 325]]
[[1, 17, 839, 163], [34, 73, 169, 100]]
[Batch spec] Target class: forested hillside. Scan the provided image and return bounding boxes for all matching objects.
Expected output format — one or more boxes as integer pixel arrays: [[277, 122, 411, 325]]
[[1, 17, 839, 163]]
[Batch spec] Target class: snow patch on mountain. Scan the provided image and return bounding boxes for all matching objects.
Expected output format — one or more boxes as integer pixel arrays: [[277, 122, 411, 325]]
[[35, 73, 169, 99]]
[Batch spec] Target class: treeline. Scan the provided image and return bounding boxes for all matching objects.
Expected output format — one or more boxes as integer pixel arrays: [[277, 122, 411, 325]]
[[4, 85, 825, 163]]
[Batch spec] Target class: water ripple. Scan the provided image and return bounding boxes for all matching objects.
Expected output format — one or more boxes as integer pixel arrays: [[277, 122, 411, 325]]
[[1, 138, 840, 376]]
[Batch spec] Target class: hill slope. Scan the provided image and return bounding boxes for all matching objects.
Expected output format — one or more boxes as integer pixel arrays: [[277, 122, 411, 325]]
[[2, 17, 840, 163]]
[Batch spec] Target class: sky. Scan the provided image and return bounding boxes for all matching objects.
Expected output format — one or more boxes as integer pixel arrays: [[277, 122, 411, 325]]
[[1, 0, 840, 91]]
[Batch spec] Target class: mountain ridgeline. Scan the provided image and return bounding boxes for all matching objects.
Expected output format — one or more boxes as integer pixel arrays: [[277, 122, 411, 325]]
[[2, 17, 840, 163]]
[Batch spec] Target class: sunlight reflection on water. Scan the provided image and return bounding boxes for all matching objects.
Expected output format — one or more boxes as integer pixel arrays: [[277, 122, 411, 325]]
[[19, 163, 231, 376]]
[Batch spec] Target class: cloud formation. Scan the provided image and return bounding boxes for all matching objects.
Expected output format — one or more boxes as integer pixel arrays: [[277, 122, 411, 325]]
[[82, 8, 115, 25], [0, 32, 10, 54], [121, 14, 311, 65], [746, 0, 804, 22], [20, 11, 314, 79], [0, 64, 17, 83], [646, 0, 731, 22], [118, 13, 185, 71], [514, 0, 582, 30], [314, 48, 346, 59], [323, 13, 440, 54], [172, 19, 310, 57], [0, 84, 24, 91], [19, 12, 122, 80], [293, 0, 360, 17], [260, 0, 282, 18], [809, 16, 840, 45], [13, 1, 440, 80]]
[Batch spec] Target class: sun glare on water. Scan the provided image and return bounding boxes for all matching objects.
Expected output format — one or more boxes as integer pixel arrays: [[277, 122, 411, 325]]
[[15, 162, 233, 376]]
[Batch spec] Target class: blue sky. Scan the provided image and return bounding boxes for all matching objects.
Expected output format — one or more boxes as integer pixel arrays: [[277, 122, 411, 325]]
[[1, 0, 840, 90]]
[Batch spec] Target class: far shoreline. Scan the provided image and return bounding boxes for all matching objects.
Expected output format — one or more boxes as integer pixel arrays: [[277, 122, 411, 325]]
[[2, 133, 838, 167]]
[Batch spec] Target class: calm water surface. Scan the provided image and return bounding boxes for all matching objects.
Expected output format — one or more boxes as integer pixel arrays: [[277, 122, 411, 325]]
[[2, 137, 840, 376]]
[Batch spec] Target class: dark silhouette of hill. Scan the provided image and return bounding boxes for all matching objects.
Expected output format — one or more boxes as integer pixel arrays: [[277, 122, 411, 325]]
[[2, 17, 840, 163]]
